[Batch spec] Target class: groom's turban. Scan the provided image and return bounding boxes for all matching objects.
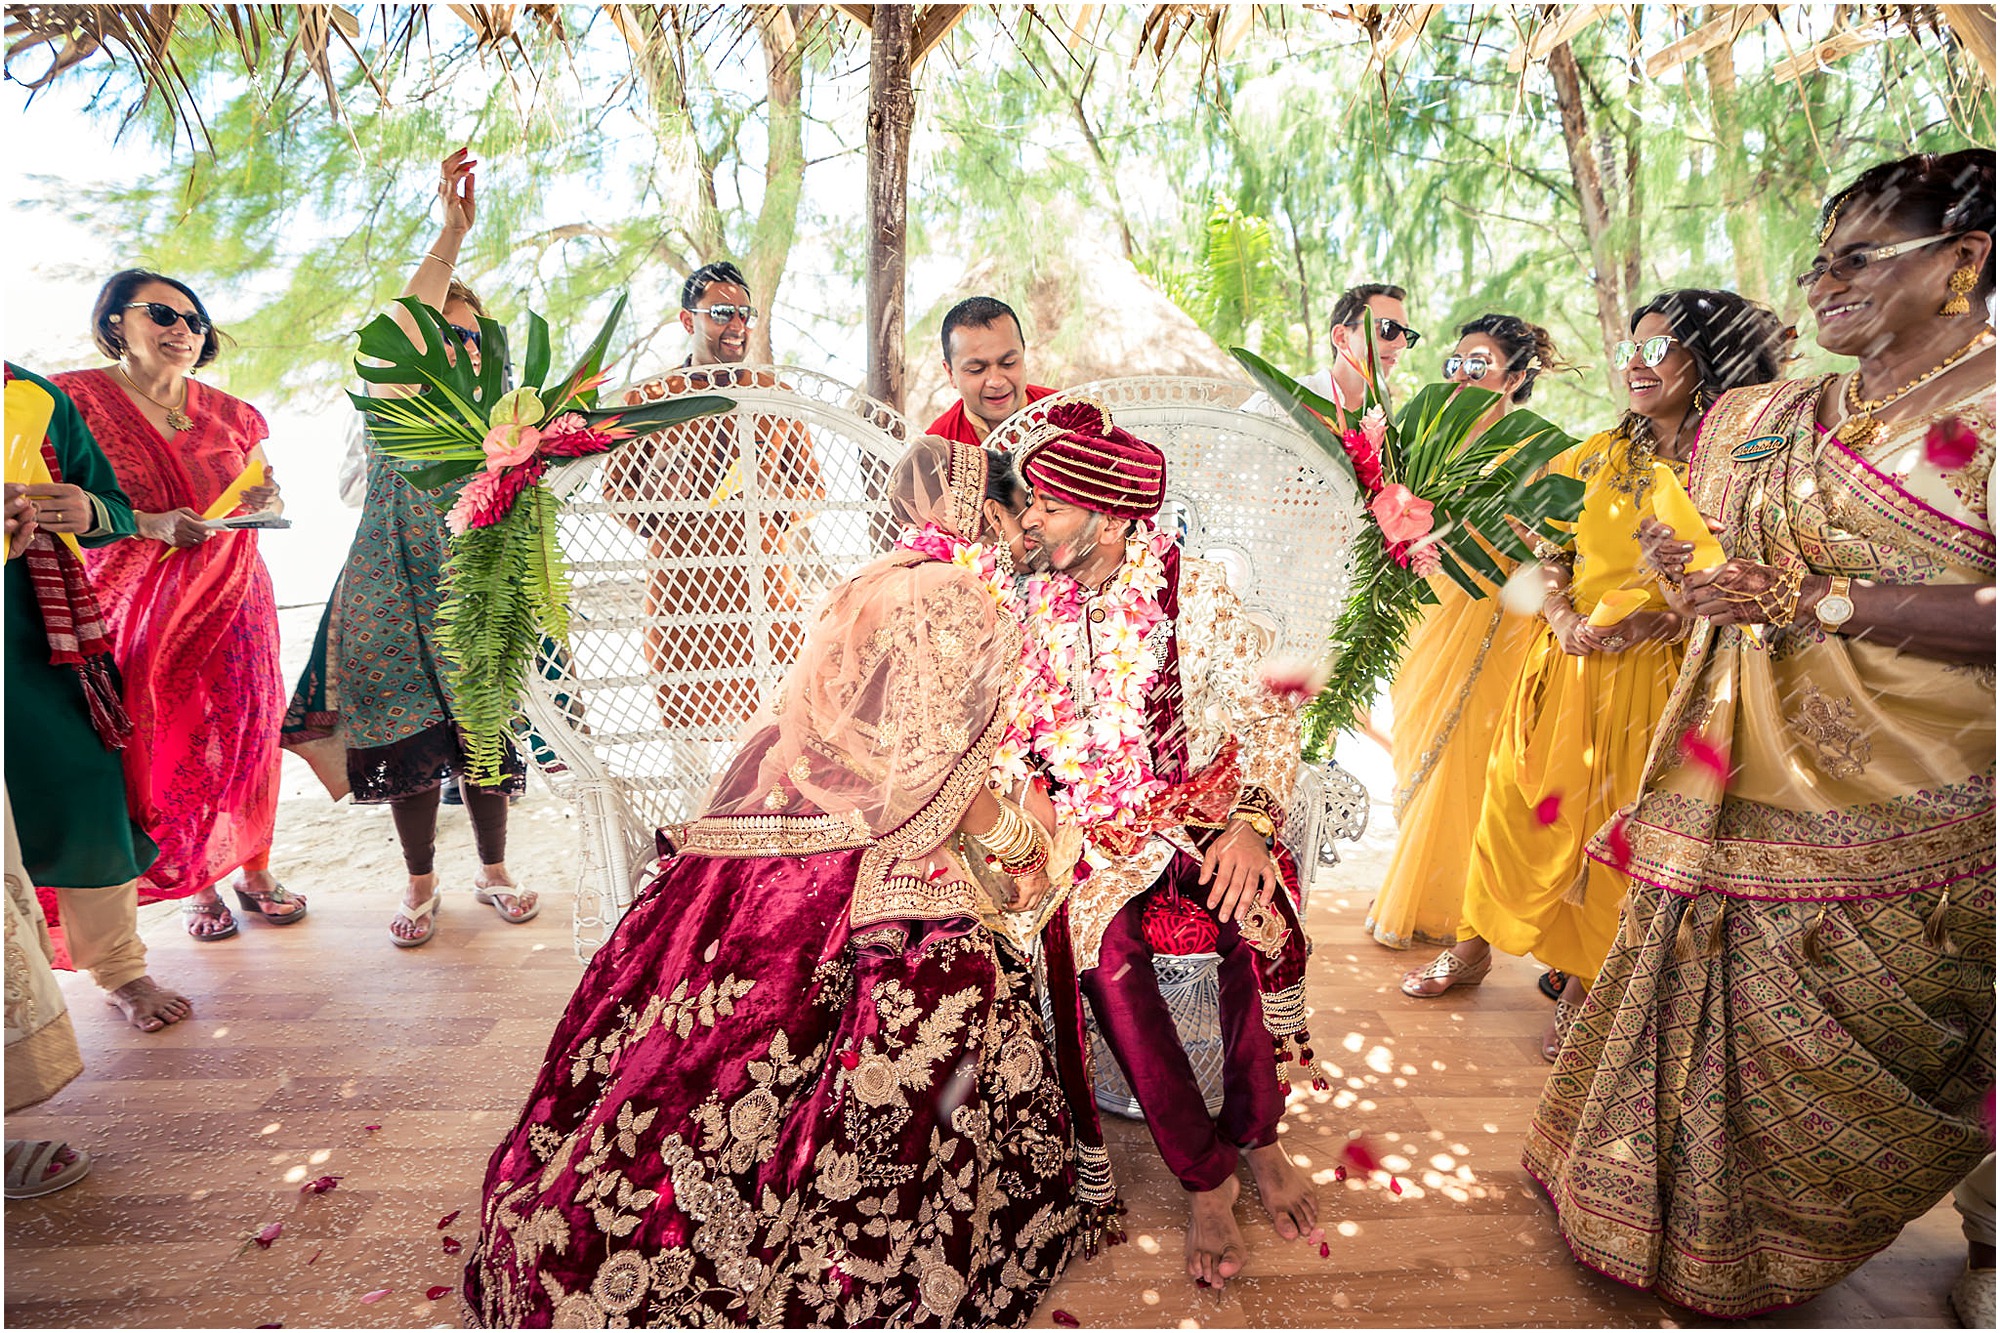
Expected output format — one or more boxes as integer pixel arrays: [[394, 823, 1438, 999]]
[[1017, 399, 1167, 521]]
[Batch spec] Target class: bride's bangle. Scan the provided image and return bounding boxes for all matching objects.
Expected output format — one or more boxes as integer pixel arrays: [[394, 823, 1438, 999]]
[[970, 798, 1046, 876]]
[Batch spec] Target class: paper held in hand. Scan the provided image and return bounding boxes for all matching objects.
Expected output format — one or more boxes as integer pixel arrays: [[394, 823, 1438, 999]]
[[4, 376, 83, 557], [161, 457, 278, 559]]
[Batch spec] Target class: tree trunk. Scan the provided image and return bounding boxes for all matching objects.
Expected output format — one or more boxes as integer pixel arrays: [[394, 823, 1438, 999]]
[[745, 6, 808, 364], [1548, 41, 1625, 395], [866, 5, 916, 413], [1702, 36, 1770, 304]]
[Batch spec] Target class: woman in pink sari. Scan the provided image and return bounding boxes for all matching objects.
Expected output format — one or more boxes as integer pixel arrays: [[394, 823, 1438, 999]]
[[51, 270, 300, 941]]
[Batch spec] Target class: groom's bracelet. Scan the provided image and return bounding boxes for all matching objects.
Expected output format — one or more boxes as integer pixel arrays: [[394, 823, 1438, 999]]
[[1230, 808, 1276, 843]]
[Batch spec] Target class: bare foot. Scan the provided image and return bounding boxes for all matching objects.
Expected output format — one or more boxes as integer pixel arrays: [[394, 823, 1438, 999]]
[[1246, 1141, 1318, 1240], [1186, 1174, 1245, 1289], [105, 976, 192, 1032]]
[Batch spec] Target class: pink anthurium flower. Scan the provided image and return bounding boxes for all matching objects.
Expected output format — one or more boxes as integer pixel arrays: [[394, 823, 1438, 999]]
[[1370, 484, 1435, 545]]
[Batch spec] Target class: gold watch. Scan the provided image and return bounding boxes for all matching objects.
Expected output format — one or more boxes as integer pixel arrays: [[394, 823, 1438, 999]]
[[1815, 576, 1855, 632]]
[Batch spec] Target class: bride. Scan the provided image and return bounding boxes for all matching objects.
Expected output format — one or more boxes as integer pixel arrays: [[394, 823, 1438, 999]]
[[465, 436, 1095, 1328]]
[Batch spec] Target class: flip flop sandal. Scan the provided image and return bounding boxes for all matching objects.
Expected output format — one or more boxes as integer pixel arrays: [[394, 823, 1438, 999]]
[[4, 1140, 93, 1199], [234, 882, 308, 925], [475, 884, 541, 924], [1400, 947, 1492, 998], [1537, 968, 1569, 1002], [391, 891, 441, 948], [182, 899, 239, 941]]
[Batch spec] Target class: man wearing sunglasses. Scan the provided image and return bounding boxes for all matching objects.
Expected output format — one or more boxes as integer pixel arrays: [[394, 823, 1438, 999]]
[[1247, 282, 1417, 430], [607, 261, 824, 736]]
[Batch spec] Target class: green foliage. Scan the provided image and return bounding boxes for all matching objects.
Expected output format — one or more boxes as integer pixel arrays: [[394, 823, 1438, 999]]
[[435, 490, 557, 784]]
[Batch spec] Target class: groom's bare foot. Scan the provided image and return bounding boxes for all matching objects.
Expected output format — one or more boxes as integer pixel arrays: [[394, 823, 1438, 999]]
[[1186, 1174, 1245, 1289], [1246, 1141, 1318, 1241], [105, 976, 192, 1032]]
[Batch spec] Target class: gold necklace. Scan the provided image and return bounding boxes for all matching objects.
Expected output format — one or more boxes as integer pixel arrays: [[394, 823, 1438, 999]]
[[1835, 329, 1994, 450], [117, 364, 195, 432]]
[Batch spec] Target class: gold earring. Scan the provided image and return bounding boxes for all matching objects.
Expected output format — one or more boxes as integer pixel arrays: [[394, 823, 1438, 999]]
[[1940, 265, 1979, 317]]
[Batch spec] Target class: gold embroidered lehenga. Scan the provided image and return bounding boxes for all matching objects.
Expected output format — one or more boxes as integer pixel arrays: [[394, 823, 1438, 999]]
[[465, 438, 1086, 1327], [1525, 377, 1997, 1318]]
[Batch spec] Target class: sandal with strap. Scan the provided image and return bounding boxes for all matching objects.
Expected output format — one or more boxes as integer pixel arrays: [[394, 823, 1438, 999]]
[[474, 883, 540, 925], [390, 891, 440, 948], [182, 898, 239, 942], [234, 881, 308, 926], [4, 1140, 92, 1199], [1543, 996, 1580, 1063], [1400, 947, 1492, 998], [1537, 968, 1569, 1002]]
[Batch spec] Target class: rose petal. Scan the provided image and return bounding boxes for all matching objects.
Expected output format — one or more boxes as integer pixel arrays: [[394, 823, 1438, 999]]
[[1603, 811, 1634, 873], [427, 1286, 452, 1301], [1679, 732, 1730, 781], [300, 1175, 342, 1196], [437, 1209, 461, 1229], [1534, 793, 1563, 826], [1052, 1311, 1081, 1328], [1333, 1164, 1348, 1182], [1389, 1176, 1403, 1195], [364, 1124, 382, 1133], [254, 1221, 283, 1248], [1339, 1139, 1383, 1174], [359, 1288, 391, 1304], [442, 1235, 464, 1255], [1319, 1240, 1331, 1258], [1924, 416, 1979, 471]]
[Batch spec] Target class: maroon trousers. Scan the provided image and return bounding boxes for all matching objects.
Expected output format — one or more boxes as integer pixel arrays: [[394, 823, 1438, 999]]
[[1080, 853, 1285, 1192]]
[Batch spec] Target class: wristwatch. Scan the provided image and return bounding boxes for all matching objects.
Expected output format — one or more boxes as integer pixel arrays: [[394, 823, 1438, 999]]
[[1815, 576, 1855, 632]]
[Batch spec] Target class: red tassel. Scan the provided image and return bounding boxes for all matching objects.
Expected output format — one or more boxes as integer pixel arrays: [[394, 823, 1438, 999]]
[[1310, 1076, 1330, 1092]]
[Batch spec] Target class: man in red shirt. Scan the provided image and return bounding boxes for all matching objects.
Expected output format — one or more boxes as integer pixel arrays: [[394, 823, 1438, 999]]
[[925, 296, 1056, 444]]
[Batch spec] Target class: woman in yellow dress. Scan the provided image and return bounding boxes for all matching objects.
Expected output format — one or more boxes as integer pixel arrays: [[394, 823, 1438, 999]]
[[1366, 314, 1567, 949], [1526, 149, 1995, 1320], [1399, 292, 1789, 1064]]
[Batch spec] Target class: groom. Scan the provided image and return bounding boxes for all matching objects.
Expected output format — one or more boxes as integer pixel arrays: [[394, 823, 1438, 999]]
[[1010, 401, 1320, 1288]]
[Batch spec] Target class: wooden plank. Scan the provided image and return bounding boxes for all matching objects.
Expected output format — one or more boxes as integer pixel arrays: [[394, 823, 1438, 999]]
[[830, 2, 874, 30], [1508, 3, 1614, 72], [1644, 3, 1784, 79], [911, 2, 970, 65], [1772, 24, 1895, 83]]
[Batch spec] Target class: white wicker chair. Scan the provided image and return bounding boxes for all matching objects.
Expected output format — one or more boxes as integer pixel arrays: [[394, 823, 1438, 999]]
[[521, 370, 1372, 968]]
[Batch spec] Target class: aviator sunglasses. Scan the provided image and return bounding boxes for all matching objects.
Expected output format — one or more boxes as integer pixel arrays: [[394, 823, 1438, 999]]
[[119, 301, 210, 336], [1794, 231, 1960, 291], [1612, 335, 1681, 367], [688, 303, 760, 328], [1442, 352, 1495, 380]]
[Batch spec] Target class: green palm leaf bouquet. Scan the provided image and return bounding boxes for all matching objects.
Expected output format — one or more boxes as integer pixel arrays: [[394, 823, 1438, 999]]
[[353, 294, 731, 780], [1233, 341, 1580, 760]]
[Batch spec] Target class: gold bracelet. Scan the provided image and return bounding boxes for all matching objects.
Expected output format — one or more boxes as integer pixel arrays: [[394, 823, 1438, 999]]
[[970, 799, 1040, 866], [1231, 809, 1276, 841], [426, 250, 457, 272]]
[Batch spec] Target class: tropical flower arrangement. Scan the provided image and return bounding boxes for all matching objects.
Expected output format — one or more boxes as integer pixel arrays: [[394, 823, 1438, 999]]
[[1233, 339, 1581, 760], [993, 525, 1175, 837], [353, 294, 731, 780]]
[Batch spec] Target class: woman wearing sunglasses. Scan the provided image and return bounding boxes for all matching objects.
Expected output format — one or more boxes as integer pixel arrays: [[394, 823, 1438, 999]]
[[283, 146, 537, 947], [48, 272, 298, 958], [1528, 150, 1995, 1321], [1367, 313, 1566, 954], [1407, 291, 1787, 1064]]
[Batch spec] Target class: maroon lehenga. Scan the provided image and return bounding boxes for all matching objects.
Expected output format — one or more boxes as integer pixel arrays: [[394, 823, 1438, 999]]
[[466, 437, 1091, 1327]]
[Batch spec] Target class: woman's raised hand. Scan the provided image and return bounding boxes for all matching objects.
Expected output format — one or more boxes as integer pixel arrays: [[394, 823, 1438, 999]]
[[440, 146, 477, 236]]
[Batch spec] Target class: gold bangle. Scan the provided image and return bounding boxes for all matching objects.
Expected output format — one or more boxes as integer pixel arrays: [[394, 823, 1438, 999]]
[[426, 250, 457, 272]]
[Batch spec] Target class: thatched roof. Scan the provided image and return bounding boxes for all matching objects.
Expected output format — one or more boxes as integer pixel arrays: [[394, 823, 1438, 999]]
[[903, 234, 1244, 425]]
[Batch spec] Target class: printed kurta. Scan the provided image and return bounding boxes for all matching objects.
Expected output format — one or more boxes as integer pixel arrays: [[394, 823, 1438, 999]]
[[1525, 377, 1997, 1318]]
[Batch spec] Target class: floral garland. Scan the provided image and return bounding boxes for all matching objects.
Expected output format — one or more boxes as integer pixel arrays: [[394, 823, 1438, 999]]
[[891, 522, 1021, 621], [993, 524, 1174, 831]]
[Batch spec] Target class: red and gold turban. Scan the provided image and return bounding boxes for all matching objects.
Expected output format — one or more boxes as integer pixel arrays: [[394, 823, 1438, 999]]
[[1017, 399, 1167, 521]]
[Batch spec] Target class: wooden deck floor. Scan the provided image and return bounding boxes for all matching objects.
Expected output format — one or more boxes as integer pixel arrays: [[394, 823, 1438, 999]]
[[3, 817, 1968, 1329]]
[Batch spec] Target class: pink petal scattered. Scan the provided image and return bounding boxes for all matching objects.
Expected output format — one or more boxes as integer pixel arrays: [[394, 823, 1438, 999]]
[[1389, 1176, 1404, 1195], [253, 1221, 284, 1249], [427, 1286, 452, 1301], [300, 1175, 342, 1196], [838, 1050, 859, 1069], [1924, 416, 1979, 470], [437, 1209, 461, 1229], [1052, 1310, 1081, 1328], [1339, 1139, 1383, 1174], [1319, 1240, 1331, 1258], [363, 1124, 382, 1133], [1534, 793, 1563, 826], [1679, 731, 1731, 781], [307, 1248, 322, 1265], [257, 1324, 283, 1328], [1333, 1164, 1348, 1182], [360, 1288, 391, 1304], [1603, 812, 1634, 873], [442, 1235, 464, 1255]]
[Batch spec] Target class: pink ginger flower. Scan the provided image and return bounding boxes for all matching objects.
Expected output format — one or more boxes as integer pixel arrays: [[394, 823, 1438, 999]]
[[447, 457, 547, 535], [1341, 427, 1385, 494]]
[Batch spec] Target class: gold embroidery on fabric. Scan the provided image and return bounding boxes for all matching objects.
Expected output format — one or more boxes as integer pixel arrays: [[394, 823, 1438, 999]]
[[680, 813, 871, 858], [788, 756, 811, 785], [1394, 605, 1504, 818], [1787, 682, 1874, 780], [763, 782, 789, 811]]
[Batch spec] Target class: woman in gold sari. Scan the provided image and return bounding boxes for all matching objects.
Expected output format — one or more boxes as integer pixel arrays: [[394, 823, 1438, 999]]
[[1367, 314, 1568, 948], [1404, 291, 1788, 1066], [1525, 149, 1996, 1319]]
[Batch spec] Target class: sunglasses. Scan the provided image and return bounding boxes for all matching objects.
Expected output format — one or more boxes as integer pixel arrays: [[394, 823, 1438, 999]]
[[1443, 353, 1496, 380], [1369, 317, 1422, 347], [1794, 231, 1959, 292], [1612, 335, 1681, 367], [119, 301, 209, 336], [688, 303, 759, 328], [448, 323, 483, 348]]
